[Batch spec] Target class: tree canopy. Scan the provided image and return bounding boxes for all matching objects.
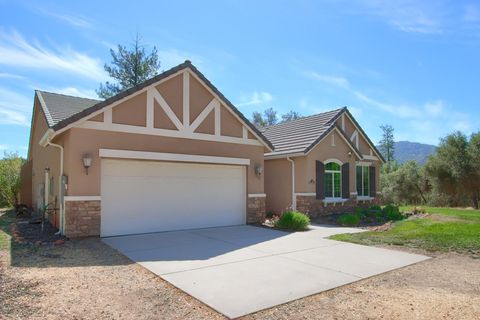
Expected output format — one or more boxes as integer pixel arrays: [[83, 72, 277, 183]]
[[97, 34, 161, 99], [0, 152, 25, 207], [251, 108, 302, 128], [378, 124, 395, 163]]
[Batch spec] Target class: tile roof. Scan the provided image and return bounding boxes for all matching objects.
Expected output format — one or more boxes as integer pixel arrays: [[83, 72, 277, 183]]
[[262, 107, 346, 156], [36, 91, 100, 128]]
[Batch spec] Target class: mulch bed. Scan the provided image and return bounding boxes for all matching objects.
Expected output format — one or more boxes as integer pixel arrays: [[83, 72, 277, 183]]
[[11, 214, 66, 246]]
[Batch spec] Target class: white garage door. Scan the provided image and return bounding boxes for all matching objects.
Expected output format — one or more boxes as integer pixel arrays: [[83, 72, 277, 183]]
[[101, 159, 246, 237]]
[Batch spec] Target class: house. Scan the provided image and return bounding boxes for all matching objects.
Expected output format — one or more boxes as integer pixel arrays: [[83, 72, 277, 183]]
[[262, 109, 385, 216], [20, 61, 383, 238]]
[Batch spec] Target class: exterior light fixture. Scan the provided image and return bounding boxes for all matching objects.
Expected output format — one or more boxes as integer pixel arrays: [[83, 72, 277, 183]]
[[255, 164, 263, 176], [83, 153, 92, 175], [348, 151, 352, 157]]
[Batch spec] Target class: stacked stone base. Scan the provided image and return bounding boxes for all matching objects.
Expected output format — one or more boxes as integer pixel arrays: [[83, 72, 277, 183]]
[[65, 200, 101, 238], [247, 196, 266, 223], [296, 195, 380, 219]]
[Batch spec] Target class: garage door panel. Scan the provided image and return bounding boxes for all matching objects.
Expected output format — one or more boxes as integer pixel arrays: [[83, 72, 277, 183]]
[[101, 159, 246, 237]]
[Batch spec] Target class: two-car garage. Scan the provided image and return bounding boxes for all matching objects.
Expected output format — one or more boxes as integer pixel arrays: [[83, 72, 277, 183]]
[[100, 156, 247, 237]]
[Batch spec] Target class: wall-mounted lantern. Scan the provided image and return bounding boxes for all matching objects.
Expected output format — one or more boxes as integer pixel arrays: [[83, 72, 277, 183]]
[[255, 164, 263, 176], [82, 153, 92, 175]]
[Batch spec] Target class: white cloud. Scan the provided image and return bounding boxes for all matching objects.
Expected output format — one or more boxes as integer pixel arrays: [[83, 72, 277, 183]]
[[350, 0, 444, 34], [424, 100, 444, 116], [37, 8, 92, 28], [0, 29, 106, 81], [236, 91, 273, 107], [304, 71, 350, 88], [0, 73, 25, 80], [0, 86, 31, 126]]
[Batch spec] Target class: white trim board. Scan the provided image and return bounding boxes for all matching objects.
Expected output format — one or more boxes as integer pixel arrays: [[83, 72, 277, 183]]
[[64, 196, 101, 201], [78, 121, 263, 146], [248, 193, 266, 198], [294, 193, 316, 196], [99, 149, 251, 166]]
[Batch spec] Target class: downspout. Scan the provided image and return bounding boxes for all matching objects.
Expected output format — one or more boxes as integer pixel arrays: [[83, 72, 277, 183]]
[[286, 157, 296, 210], [39, 129, 65, 235], [47, 141, 64, 236]]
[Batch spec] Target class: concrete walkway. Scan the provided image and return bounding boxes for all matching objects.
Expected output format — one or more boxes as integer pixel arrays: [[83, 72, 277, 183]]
[[104, 225, 429, 319]]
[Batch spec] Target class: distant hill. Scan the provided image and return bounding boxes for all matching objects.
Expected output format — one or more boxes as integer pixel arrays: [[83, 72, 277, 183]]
[[394, 141, 436, 164], [377, 141, 436, 164]]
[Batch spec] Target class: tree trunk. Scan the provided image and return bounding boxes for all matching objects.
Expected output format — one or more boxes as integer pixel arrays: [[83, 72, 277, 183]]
[[472, 192, 479, 209]]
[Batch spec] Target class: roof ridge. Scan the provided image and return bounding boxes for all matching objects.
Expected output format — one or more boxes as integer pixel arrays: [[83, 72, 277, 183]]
[[264, 106, 346, 130], [35, 90, 101, 102]]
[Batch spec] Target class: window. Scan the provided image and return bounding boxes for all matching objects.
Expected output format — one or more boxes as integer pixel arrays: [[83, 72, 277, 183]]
[[356, 165, 370, 197], [325, 162, 341, 198]]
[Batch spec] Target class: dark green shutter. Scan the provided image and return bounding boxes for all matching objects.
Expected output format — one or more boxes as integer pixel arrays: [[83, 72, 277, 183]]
[[370, 166, 376, 196], [341, 163, 349, 199], [316, 161, 325, 200]]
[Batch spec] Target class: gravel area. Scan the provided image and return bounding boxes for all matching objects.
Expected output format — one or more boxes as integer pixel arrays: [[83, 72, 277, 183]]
[[1, 217, 479, 319]]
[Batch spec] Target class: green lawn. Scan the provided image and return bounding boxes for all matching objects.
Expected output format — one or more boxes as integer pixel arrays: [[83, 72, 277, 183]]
[[0, 209, 13, 251], [330, 207, 480, 252]]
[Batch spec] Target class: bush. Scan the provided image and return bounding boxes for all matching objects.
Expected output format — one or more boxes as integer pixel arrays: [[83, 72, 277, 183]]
[[274, 211, 310, 231], [369, 204, 382, 211], [337, 213, 361, 226], [382, 204, 404, 221], [265, 211, 275, 219]]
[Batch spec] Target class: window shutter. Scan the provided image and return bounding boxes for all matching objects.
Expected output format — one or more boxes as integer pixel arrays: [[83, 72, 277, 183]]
[[370, 166, 376, 196], [341, 163, 349, 199], [316, 161, 325, 200]]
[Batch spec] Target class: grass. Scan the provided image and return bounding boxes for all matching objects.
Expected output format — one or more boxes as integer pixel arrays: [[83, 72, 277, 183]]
[[331, 207, 480, 252], [0, 208, 14, 251], [337, 213, 361, 226]]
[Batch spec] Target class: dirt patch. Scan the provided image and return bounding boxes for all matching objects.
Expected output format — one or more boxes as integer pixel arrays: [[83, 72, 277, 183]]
[[1, 211, 479, 320]]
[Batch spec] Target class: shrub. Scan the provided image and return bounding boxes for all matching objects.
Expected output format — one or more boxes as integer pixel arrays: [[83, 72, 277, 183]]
[[337, 213, 361, 226], [369, 204, 382, 212], [274, 211, 310, 231], [383, 204, 404, 221]]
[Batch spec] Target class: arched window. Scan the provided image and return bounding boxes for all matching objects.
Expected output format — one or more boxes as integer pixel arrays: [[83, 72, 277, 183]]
[[324, 162, 341, 198]]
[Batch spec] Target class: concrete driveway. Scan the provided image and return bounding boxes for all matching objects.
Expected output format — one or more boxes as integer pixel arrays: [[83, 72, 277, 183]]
[[103, 225, 428, 319]]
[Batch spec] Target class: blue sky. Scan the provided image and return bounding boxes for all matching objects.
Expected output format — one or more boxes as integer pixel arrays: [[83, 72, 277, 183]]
[[1, 0, 479, 157]]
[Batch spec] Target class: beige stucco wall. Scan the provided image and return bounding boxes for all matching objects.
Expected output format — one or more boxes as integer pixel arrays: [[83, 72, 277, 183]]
[[336, 115, 373, 155], [64, 128, 265, 196], [265, 129, 381, 214], [264, 158, 292, 214], [29, 100, 66, 224]]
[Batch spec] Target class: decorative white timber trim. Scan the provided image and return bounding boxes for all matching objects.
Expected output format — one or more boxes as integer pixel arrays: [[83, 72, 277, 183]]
[[187, 69, 271, 150], [99, 149, 251, 165], [78, 121, 264, 146], [294, 192, 316, 197], [344, 112, 384, 163], [147, 87, 183, 130], [304, 127, 362, 159], [341, 113, 345, 131], [331, 133, 335, 146], [64, 196, 101, 201], [189, 98, 217, 132], [104, 109, 112, 124], [146, 93, 154, 128], [350, 130, 359, 148], [243, 126, 248, 139], [248, 193, 266, 198], [362, 154, 379, 161], [215, 102, 221, 136], [183, 71, 190, 127]]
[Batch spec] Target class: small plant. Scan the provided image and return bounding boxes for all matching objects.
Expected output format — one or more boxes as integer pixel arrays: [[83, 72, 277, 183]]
[[382, 204, 404, 221], [337, 213, 361, 226], [274, 211, 310, 231], [265, 211, 275, 219], [369, 204, 382, 212]]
